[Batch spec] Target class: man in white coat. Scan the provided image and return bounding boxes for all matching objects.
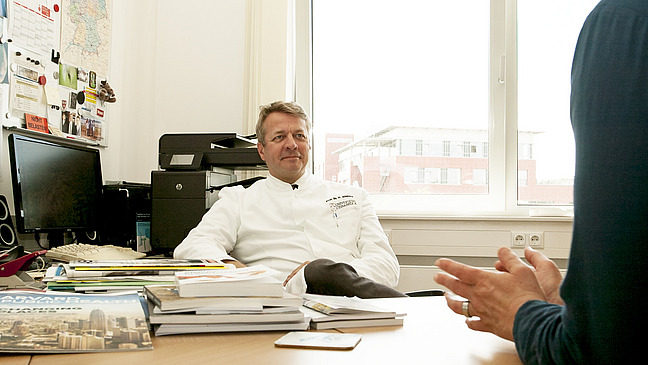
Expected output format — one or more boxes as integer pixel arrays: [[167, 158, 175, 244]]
[[174, 101, 404, 298]]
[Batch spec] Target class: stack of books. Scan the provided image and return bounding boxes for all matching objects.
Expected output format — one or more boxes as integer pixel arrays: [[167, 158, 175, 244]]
[[144, 265, 309, 336], [42, 259, 234, 293], [299, 294, 406, 329]]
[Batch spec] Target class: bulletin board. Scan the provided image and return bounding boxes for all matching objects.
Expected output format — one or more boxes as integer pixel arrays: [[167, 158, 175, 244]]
[[0, 0, 113, 146]]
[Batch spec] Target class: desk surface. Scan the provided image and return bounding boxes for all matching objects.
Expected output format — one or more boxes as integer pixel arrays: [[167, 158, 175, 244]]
[[11, 296, 521, 365]]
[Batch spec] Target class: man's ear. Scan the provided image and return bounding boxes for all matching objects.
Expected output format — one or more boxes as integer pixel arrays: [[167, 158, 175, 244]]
[[257, 142, 266, 161]]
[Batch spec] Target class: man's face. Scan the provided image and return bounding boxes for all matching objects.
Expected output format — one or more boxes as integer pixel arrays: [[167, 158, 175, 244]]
[[257, 112, 311, 184]]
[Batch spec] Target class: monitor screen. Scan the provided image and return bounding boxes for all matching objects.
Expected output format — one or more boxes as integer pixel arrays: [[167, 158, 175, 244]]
[[8, 133, 103, 237]]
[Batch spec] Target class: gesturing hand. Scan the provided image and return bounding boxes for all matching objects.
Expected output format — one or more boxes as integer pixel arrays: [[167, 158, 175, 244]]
[[495, 247, 564, 305], [433, 247, 547, 341]]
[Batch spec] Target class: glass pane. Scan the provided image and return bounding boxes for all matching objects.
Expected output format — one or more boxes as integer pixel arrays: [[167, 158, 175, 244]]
[[313, 0, 489, 195], [517, 0, 600, 205]]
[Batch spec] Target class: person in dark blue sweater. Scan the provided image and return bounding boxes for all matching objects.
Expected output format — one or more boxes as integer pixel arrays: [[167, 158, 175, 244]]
[[433, 0, 648, 363]]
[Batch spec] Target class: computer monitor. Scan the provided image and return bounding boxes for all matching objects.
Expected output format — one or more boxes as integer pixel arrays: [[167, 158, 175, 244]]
[[8, 133, 103, 246]]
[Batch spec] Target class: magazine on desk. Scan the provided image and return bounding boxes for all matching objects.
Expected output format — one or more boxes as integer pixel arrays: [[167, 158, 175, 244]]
[[0, 289, 152, 353], [64, 259, 235, 278], [43, 264, 175, 293]]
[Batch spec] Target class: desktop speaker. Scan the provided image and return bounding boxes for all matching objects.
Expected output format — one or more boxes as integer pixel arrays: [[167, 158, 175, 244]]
[[0, 195, 18, 247]]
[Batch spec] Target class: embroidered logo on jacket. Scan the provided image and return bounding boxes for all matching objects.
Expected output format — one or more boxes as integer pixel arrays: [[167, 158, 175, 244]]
[[326, 195, 358, 210], [326, 195, 357, 227]]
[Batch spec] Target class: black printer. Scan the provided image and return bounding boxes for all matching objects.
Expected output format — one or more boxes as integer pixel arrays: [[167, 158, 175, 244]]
[[151, 133, 267, 255]]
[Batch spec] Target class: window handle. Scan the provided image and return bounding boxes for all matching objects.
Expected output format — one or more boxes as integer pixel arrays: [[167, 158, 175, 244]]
[[498, 55, 506, 84]]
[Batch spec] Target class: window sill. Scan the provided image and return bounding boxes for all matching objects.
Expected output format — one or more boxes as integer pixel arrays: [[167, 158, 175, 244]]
[[377, 210, 573, 223]]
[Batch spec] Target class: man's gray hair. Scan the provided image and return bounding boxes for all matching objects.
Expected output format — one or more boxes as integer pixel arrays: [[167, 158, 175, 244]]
[[256, 101, 311, 145]]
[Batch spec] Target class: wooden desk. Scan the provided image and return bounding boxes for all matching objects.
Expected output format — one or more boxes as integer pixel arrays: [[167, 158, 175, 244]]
[[24, 297, 521, 365], [0, 356, 30, 365], [335, 297, 522, 364]]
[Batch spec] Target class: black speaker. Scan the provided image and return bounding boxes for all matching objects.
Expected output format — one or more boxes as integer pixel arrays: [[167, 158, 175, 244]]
[[0, 195, 18, 248]]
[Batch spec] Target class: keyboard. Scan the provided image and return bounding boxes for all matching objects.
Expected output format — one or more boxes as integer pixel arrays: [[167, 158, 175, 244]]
[[46, 243, 147, 261]]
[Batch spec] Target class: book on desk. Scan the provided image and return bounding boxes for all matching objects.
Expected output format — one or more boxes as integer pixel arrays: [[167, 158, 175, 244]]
[[173, 265, 284, 297], [299, 293, 406, 330], [144, 284, 303, 312], [143, 265, 308, 336], [147, 301, 304, 325], [145, 282, 406, 335], [36, 262, 406, 338]]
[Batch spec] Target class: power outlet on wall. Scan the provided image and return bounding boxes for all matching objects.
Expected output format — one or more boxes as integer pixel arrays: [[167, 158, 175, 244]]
[[511, 232, 527, 247], [529, 232, 544, 248], [510, 232, 545, 249]]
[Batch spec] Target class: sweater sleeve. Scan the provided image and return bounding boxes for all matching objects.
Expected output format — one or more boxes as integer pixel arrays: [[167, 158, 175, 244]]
[[513, 301, 583, 365]]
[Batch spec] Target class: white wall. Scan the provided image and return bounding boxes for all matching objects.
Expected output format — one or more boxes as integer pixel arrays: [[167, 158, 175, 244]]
[[381, 216, 573, 292], [0, 0, 248, 196], [103, 0, 247, 184]]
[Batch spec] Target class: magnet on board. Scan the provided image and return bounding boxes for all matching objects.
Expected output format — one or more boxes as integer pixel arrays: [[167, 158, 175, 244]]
[[51, 50, 60, 64]]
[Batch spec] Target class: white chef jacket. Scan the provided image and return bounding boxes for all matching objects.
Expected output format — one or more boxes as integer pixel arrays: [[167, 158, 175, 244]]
[[173, 171, 400, 294]]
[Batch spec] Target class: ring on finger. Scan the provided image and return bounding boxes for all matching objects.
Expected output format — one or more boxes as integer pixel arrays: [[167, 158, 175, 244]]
[[461, 301, 472, 318]]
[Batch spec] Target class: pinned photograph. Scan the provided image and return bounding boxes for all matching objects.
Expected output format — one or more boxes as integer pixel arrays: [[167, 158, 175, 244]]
[[81, 117, 102, 141], [69, 92, 77, 109], [77, 67, 88, 82], [89, 71, 97, 88], [17, 65, 38, 82], [59, 63, 78, 89], [61, 110, 71, 134]]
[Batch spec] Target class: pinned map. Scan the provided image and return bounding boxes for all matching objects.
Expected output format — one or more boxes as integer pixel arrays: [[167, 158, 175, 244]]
[[60, 0, 112, 76]]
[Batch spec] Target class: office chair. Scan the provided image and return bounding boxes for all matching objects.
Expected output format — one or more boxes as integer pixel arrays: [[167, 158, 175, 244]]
[[405, 289, 445, 297]]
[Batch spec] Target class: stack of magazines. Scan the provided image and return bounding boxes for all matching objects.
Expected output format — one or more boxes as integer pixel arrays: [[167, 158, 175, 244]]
[[42, 259, 234, 293], [299, 294, 407, 329], [144, 265, 309, 336]]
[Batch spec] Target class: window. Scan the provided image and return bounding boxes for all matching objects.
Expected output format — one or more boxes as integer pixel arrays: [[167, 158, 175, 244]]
[[516, 0, 598, 205], [309, 0, 599, 214]]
